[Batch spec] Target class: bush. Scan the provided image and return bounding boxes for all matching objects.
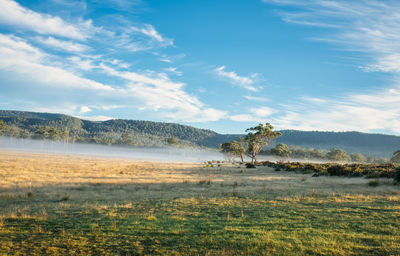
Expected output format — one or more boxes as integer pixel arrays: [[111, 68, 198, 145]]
[[327, 165, 352, 176], [246, 163, 256, 168], [368, 180, 380, 187], [394, 169, 400, 183]]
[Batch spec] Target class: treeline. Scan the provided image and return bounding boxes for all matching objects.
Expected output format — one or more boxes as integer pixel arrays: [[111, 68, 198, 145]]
[[0, 110, 232, 148], [220, 126, 399, 164], [276, 130, 400, 157], [263, 143, 391, 163], [2, 110, 400, 157], [0, 119, 197, 148]]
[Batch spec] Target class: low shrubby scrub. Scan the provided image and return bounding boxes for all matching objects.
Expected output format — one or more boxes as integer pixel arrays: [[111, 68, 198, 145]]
[[261, 161, 400, 182]]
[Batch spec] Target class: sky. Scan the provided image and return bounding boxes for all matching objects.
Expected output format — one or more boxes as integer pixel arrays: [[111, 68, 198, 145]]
[[0, 0, 399, 135]]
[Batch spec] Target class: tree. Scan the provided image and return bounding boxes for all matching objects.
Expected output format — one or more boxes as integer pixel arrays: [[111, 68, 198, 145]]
[[34, 126, 47, 140], [167, 137, 178, 145], [244, 123, 282, 164], [119, 132, 134, 145], [61, 130, 69, 144], [350, 153, 366, 163], [46, 127, 60, 141], [0, 120, 7, 135], [219, 140, 246, 162], [391, 150, 400, 163], [271, 143, 292, 158], [326, 148, 350, 162]]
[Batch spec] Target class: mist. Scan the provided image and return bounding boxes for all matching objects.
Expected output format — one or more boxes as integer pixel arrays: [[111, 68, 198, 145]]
[[0, 137, 224, 163]]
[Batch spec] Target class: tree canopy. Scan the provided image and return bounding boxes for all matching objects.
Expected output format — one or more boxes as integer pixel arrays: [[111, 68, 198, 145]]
[[244, 123, 282, 164], [391, 150, 400, 163], [219, 140, 246, 162], [271, 143, 292, 158]]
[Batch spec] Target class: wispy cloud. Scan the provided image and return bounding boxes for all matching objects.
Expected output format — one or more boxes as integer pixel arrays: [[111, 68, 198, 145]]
[[244, 95, 269, 102], [0, 0, 95, 40], [99, 64, 226, 122], [262, 0, 400, 73], [273, 86, 400, 133], [262, 0, 400, 134], [0, 32, 227, 123], [118, 24, 174, 52], [0, 0, 224, 123], [229, 107, 274, 123], [215, 66, 261, 92], [132, 24, 173, 45], [36, 36, 89, 53], [165, 67, 182, 76]]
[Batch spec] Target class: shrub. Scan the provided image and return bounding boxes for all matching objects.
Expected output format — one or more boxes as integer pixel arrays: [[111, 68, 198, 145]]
[[368, 180, 380, 187], [246, 163, 256, 168], [394, 169, 400, 183]]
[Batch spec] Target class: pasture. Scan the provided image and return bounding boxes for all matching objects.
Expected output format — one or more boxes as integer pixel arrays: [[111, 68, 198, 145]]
[[0, 151, 399, 255]]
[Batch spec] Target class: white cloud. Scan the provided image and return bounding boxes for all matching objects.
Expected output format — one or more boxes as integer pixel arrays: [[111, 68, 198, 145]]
[[111, 24, 175, 53], [79, 106, 92, 114], [36, 36, 89, 53], [272, 86, 400, 133], [75, 115, 114, 121], [215, 66, 261, 91], [68, 56, 96, 71], [165, 67, 182, 76], [229, 114, 259, 122], [262, 0, 400, 134], [252, 107, 274, 117], [0, 34, 113, 91], [0, 33, 227, 123], [244, 95, 269, 102], [0, 0, 94, 40], [99, 64, 226, 122], [139, 24, 167, 43], [262, 0, 400, 74], [229, 106, 274, 123]]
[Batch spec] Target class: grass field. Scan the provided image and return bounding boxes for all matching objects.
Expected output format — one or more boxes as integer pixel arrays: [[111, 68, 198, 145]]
[[1, 151, 400, 255]]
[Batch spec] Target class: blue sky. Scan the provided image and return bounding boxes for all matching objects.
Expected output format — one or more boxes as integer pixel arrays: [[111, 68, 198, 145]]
[[0, 0, 399, 135]]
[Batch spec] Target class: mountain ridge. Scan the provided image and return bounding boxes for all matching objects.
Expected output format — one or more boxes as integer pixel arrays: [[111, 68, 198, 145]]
[[0, 110, 399, 157]]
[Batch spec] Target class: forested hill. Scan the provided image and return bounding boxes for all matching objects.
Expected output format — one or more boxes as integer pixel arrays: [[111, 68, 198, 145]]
[[0, 110, 399, 156], [0, 110, 238, 148], [275, 130, 400, 157]]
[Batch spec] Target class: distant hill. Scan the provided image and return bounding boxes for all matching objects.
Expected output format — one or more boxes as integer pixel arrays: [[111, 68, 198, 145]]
[[0, 110, 399, 157], [275, 130, 400, 157], [0, 110, 237, 148]]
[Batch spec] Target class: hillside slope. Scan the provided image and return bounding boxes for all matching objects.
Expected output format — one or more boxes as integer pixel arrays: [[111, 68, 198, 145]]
[[0, 110, 399, 156]]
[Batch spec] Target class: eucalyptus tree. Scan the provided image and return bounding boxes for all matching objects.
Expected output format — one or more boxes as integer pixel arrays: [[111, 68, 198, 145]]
[[244, 123, 282, 164]]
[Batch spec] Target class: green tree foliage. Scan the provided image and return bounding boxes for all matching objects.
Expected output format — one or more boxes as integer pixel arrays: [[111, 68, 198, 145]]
[[33, 126, 60, 141], [167, 137, 178, 145], [271, 143, 292, 158], [350, 153, 367, 163], [326, 148, 350, 162], [219, 140, 246, 162], [61, 130, 69, 144], [119, 132, 134, 145], [244, 123, 282, 164], [391, 150, 400, 163], [0, 120, 8, 136]]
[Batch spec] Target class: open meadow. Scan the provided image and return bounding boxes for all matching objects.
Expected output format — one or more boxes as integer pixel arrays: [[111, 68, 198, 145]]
[[1, 150, 400, 255]]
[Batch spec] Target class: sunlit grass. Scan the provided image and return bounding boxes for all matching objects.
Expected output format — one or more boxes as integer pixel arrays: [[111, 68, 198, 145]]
[[0, 151, 399, 255]]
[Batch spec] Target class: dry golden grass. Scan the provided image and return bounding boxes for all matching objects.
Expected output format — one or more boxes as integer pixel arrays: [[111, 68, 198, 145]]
[[0, 150, 399, 207], [1, 150, 400, 255]]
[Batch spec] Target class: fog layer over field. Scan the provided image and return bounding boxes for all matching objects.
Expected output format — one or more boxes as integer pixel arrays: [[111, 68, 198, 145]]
[[0, 137, 224, 162]]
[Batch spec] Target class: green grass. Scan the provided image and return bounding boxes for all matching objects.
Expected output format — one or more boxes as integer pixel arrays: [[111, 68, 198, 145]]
[[1, 194, 400, 255], [1, 152, 400, 255]]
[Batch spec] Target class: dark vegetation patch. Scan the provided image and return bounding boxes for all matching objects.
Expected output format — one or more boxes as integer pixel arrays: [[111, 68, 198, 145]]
[[261, 161, 400, 182]]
